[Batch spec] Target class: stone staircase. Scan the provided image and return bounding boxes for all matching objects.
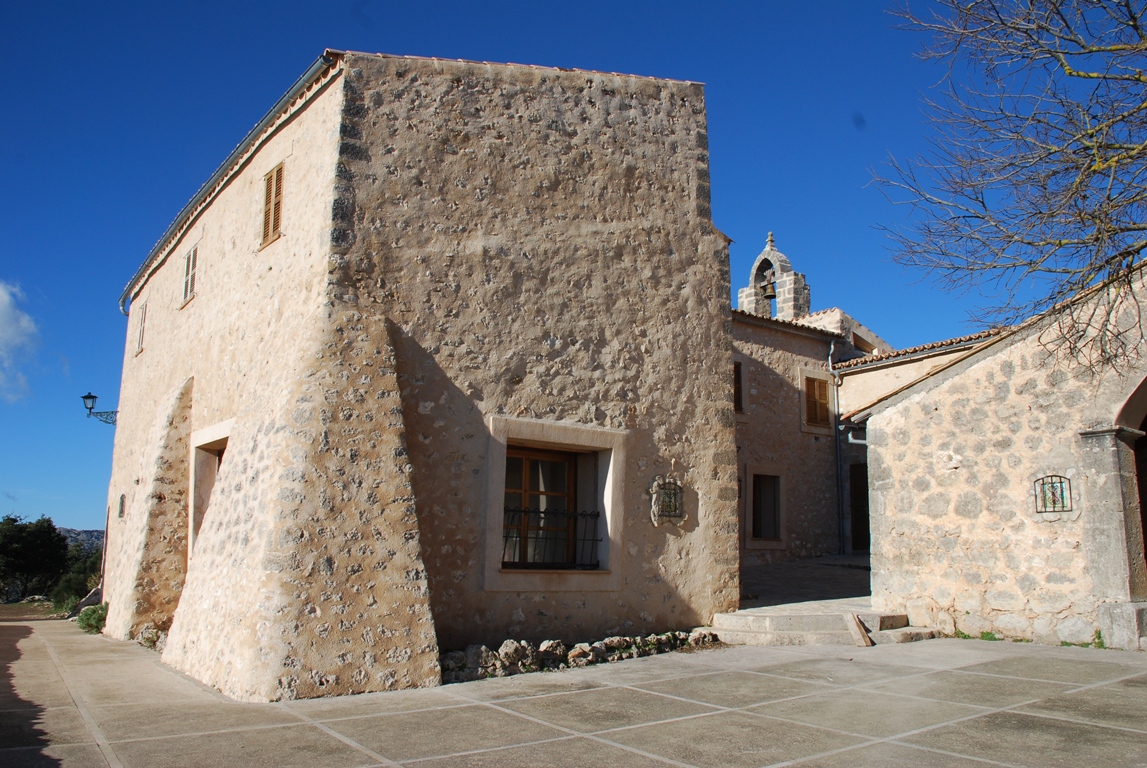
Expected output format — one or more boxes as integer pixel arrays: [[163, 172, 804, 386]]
[[707, 597, 939, 648]]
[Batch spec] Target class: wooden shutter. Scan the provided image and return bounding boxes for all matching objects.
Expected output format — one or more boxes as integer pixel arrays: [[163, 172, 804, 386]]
[[262, 164, 284, 247], [262, 171, 274, 244], [189, 247, 197, 297], [272, 164, 283, 236], [806, 377, 831, 427]]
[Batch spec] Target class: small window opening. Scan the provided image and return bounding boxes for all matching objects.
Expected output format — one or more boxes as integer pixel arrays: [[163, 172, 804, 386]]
[[1035, 475, 1072, 513], [182, 247, 197, 304], [117, 494, 126, 519], [734, 361, 744, 413], [135, 302, 147, 355], [852, 333, 876, 355], [261, 163, 284, 248]]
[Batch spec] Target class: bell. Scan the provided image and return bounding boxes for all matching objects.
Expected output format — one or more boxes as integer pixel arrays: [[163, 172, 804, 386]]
[[760, 282, 777, 301]]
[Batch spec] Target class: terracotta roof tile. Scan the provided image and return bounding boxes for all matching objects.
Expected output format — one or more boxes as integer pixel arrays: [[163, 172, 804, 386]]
[[832, 329, 1002, 371]]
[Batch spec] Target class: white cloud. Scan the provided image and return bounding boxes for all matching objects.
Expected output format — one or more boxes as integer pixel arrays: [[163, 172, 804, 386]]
[[0, 281, 37, 402]]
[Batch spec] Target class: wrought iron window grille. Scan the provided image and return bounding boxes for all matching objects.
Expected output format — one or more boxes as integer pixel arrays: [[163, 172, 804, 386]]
[[1034, 475, 1072, 514], [501, 507, 601, 570]]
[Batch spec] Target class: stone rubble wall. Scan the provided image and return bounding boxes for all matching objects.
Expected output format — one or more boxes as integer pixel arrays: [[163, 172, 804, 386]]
[[106, 68, 349, 699], [103, 378, 193, 640], [332, 53, 740, 650], [869, 283, 1147, 646]]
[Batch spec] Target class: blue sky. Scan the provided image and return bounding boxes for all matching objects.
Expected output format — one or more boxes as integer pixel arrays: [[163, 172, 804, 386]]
[[0, 1, 968, 530]]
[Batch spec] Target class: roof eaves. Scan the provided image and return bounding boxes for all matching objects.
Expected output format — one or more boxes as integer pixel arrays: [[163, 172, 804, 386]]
[[118, 49, 346, 314], [732, 309, 845, 339]]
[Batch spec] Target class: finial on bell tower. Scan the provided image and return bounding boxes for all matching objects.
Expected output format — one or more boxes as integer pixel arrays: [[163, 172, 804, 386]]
[[766, 231, 775, 250]]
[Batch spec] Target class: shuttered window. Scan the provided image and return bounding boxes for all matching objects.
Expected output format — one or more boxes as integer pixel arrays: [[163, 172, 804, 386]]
[[135, 301, 147, 355], [805, 376, 831, 427], [261, 163, 284, 247], [182, 247, 197, 304]]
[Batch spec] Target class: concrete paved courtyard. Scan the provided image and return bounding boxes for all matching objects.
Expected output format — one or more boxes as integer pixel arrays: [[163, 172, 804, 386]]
[[2, 619, 1146, 767]]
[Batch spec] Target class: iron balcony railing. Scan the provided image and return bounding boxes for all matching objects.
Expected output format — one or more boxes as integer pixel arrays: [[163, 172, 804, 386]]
[[502, 507, 601, 570]]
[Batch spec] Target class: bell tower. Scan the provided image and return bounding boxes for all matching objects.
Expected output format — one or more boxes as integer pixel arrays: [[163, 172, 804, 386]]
[[736, 233, 811, 320]]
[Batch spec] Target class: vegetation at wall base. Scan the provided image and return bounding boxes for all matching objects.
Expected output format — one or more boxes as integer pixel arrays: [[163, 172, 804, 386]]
[[77, 603, 108, 634]]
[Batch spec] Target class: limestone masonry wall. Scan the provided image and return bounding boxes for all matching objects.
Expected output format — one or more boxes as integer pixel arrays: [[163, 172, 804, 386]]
[[869, 285, 1147, 646], [332, 54, 740, 649]]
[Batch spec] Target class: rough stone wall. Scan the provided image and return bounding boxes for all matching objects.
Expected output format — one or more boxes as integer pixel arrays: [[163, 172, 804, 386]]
[[103, 378, 193, 640], [869, 287, 1147, 646], [163, 312, 440, 700], [332, 53, 740, 649], [732, 317, 839, 567]]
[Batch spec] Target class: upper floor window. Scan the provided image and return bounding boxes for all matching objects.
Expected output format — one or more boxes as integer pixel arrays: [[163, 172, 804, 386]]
[[804, 375, 831, 428], [261, 163, 284, 248], [182, 247, 197, 305], [135, 301, 147, 355]]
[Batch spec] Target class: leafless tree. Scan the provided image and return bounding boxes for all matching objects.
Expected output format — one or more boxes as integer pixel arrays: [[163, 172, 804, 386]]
[[880, 0, 1147, 369]]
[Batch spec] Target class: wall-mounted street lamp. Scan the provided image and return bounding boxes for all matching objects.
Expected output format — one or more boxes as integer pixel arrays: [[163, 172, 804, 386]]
[[81, 392, 118, 425]]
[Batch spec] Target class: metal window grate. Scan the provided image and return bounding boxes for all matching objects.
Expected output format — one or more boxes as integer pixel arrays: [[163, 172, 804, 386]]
[[501, 508, 601, 570], [1035, 475, 1072, 513]]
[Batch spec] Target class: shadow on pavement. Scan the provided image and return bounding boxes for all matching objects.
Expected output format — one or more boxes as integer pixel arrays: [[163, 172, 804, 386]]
[[0, 623, 61, 767], [740, 554, 871, 609]]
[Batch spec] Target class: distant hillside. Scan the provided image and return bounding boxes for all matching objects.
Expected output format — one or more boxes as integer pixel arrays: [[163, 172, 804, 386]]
[[58, 528, 104, 553]]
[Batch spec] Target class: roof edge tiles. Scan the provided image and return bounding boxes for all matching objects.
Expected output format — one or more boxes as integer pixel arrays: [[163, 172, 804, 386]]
[[732, 309, 845, 339], [119, 49, 346, 313], [833, 329, 1002, 371]]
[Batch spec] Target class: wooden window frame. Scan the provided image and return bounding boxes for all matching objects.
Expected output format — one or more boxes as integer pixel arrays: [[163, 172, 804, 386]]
[[483, 416, 629, 593], [801, 372, 833, 434], [181, 247, 197, 306], [261, 163, 284, 248], [502, 447, 580, 569]]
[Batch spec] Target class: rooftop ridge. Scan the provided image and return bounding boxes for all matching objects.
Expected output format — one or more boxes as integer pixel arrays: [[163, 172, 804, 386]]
[[732, 309, 845, 338], [343, 50, 703, 86], [833, 329, 1002, 371]]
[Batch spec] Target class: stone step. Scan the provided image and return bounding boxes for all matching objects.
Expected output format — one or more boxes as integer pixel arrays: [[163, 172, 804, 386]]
[[707, 627, 859, 647], [711, 611, 909, 634], [871, 627, 940, 644], [712, 612, 847, 633]]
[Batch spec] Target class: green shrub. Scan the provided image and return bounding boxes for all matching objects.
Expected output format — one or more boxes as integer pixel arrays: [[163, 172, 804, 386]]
[[77, 603, 108, 634], [54, 595, 80, 614], [980, 631, 1000, 641]]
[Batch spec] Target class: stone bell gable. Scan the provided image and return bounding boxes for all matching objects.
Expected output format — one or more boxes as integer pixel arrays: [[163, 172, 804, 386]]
[[736, 233, 811, 321]]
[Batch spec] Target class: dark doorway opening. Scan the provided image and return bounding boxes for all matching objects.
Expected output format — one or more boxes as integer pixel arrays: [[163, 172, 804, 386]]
[[1135, 415, 1147, 560], [850, 463, 870, 552]]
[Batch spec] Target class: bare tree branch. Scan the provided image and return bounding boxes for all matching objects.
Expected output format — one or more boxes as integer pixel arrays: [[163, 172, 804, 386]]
[[878, 1, 1147, 368]]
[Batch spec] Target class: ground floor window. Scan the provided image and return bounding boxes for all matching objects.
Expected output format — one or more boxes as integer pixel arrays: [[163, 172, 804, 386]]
[[483, 416, 629, 592], [502, 447, 600, 569]]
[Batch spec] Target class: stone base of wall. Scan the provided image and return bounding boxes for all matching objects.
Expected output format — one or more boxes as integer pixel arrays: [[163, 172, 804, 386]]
[[1098, 601, 1147, 651]]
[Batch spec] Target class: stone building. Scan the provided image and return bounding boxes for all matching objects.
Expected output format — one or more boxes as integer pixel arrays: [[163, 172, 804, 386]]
[[731, 237, 892, 565], [102, 49, 920, 703], [102, 49, 744, 701], [861, 271, 1147, 651]]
